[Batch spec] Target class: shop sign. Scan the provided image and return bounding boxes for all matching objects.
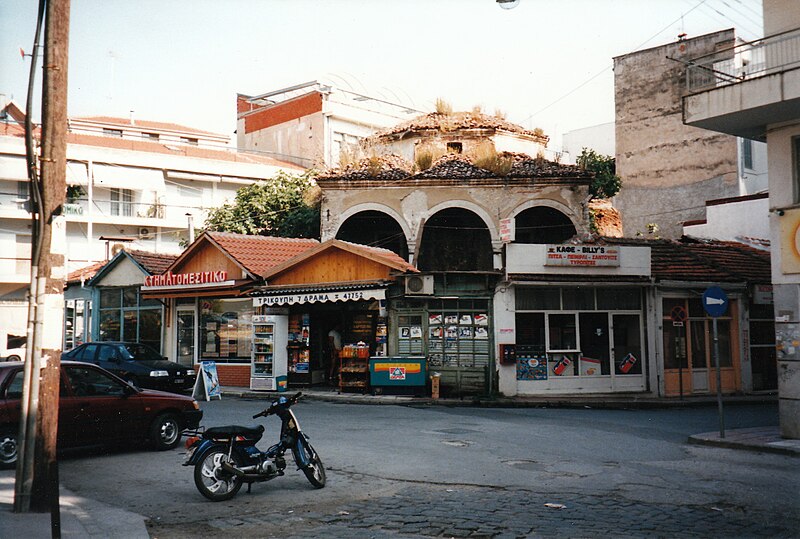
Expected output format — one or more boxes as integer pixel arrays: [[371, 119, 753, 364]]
[[389, 367, 406, 380], [253, 288, 386, 307], [499, 217, 515, 243], [752, 284, 773, 305], [143, 271, 229, 288], [780, 207, 800, 274], [545, 245, 620, 267]]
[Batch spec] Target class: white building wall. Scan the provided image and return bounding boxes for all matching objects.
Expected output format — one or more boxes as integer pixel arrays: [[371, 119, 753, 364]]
[[561, 122, 615, 164], [683, 196, 770, 242]]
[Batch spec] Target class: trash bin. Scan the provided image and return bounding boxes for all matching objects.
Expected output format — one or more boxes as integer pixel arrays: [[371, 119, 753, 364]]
[[431, 372, 441, 399], [276, 375, 288, 392]]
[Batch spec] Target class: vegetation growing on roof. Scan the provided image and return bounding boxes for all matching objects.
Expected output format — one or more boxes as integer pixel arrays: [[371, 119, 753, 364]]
[[576, 148, 622, 199], [415, 142, 446, 172], [469, 142, 514, 176], [204, 170, 321, 239], [434, 98, 453, 115]]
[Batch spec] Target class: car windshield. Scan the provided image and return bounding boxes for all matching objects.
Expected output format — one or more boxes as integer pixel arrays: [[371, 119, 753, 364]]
[[122, 343, 163, 361]]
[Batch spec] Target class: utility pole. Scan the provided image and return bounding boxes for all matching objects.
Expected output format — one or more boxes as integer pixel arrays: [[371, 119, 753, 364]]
[[14, 2, 70, 535]]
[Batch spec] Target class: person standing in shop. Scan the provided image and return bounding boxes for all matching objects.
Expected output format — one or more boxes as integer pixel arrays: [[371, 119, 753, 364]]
[[327, 324, 343, 384]]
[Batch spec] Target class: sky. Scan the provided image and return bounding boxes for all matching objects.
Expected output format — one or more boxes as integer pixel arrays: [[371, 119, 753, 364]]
[[1, 0, 764, 150]]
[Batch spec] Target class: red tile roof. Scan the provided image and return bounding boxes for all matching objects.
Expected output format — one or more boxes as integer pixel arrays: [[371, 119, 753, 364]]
[[125, 249, 179, 275], [374, 111, 548, 142], [605, 237, 771, 284], [206, 232, 319, 278], [66, 260, 107, 284], [74, 116, 224, 137]]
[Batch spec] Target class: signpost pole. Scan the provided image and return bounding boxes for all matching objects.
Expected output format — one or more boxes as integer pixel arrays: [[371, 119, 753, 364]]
[[712, 317, 725, 438]]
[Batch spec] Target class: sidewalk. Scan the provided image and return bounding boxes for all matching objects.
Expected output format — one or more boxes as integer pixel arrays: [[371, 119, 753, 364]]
[[0, 472, 149, 538]]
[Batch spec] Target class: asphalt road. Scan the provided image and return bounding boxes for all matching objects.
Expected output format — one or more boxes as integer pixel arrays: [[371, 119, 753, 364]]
[[55, 398, 798, 538]]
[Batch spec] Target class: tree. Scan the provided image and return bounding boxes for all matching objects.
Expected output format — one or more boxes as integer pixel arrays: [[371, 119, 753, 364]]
[[204, 170, 321, 239], [576, 148, 622, 199]]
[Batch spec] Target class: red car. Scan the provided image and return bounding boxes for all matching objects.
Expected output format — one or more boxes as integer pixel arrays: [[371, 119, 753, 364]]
[[0, 360, 203, 468]]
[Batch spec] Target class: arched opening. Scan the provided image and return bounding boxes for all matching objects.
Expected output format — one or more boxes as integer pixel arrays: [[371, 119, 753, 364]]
[[335, 210, 408, 259], [418, 208, 493, 271], [514, 206, 577, 244]]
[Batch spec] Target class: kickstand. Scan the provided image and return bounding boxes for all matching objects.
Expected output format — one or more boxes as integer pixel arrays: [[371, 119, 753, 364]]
[[247, 483, 252, 494]]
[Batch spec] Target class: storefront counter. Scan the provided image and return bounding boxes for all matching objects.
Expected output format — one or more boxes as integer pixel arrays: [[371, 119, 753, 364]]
[[369, 356, 427, 395]]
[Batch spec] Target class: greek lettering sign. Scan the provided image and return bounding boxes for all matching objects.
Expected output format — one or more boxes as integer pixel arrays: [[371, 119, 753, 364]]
[[143, 271, 229, 288], [545, 245, 620, 267], [253, 288, 385, 307]]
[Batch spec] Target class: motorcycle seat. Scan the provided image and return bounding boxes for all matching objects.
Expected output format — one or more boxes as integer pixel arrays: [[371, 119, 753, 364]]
[[203, 425, 265, 440]]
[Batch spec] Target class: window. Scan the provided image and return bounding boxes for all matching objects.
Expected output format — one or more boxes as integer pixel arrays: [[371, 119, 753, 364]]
[[98, 287, 163, 351], [424, 299, 491, 368], [742, 138, 753, 170], [143, 132, 159, 141], [17, 180, 30, 211], [109, 188, 133, 217], [181, 137, 198, 145], [199, 298, 252, 363], [102, 128, 123, 138], [446, 142, 463, 153]]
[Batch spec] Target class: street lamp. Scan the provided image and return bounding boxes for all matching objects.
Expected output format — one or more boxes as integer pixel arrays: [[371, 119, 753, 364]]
[[497, 0, 521, 9]]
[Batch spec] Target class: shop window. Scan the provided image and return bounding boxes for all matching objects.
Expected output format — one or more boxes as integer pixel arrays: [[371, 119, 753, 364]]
[[563, 288, 595, 310], [613, 314, 642, 375], [596, 288, 641, 310], [97, 287, 163, 351], [425, 299, 491, 368], [548, 314, 577, 351], [516, 288, 559, 310], [398, 314, 424, 356], [516, 313, 545, 347], [199, 298, 252, 363]]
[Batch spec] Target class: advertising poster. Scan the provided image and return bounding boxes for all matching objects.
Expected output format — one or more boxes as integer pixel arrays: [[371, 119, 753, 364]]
[[194, 360, 222, 401]]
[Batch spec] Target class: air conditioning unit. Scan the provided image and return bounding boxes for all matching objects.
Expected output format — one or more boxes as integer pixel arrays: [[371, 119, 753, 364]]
[[405, 275, 434, 295], [138, 227, 152, 239]]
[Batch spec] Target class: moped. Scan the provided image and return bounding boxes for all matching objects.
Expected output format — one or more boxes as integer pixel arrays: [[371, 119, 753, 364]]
[[184, 392, 326, 501]]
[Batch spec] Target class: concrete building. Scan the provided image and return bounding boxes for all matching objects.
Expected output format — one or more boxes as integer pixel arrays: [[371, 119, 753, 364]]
[[0, 100, 301, 355], [236, 81, 423, 169], [561, 122, 615, 164], [682, 0, 800, 438], [613, 30, 768, 239]]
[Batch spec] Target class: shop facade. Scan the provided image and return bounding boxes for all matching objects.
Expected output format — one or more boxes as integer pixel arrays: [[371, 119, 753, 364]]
[[250, 239, 416, 391], [496, 239, 774, 398], [496, 243, 655, 396], [64, 249, 178, 353], [141, 232, 319, 386]]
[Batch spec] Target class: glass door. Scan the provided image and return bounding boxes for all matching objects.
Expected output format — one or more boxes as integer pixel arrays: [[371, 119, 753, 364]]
[[176, 306, 196, 368]]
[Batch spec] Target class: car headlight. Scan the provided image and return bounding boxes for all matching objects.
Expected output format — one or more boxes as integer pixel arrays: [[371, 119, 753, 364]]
[[149, 370, 169, 377]]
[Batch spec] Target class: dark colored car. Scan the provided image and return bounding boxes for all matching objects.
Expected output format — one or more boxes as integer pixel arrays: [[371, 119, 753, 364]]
[[62, 342, 196, 393], [0, 361, 202, 468]]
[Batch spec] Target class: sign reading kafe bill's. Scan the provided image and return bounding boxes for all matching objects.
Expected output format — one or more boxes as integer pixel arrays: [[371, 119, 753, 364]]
[[545, 245, 620, 267]]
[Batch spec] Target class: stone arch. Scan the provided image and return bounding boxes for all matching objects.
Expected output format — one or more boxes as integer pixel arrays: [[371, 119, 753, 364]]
[[419, 200, 499, 244], [332, 204, 411, 259], [509, 200, 580, 244], [417, 206, 494, 271]]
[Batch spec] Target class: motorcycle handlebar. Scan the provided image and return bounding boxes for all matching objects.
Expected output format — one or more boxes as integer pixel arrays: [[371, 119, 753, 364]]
[[252, 392, 303, 418]]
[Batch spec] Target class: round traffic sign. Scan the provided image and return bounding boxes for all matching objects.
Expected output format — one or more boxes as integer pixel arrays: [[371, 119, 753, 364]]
[[670, 305, 688, 323], [702, 286, 729, 317]]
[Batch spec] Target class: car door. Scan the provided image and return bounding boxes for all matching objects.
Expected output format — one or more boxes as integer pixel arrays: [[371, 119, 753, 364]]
[[62, 364, 140, 446], [0, 366, 77, 449]]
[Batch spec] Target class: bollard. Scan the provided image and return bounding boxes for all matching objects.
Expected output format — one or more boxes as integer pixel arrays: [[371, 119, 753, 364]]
[[431, 372, 440, 399]]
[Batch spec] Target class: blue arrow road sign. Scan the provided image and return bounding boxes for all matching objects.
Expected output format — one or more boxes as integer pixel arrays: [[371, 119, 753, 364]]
[[702, 286, 729, 317]]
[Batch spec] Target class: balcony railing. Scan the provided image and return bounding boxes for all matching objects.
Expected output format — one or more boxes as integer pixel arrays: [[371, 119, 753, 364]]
[[686, 28, 800, 93]]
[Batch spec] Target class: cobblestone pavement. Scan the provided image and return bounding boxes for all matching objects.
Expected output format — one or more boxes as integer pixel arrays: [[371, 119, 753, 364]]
[[149, 481, 799, 538]]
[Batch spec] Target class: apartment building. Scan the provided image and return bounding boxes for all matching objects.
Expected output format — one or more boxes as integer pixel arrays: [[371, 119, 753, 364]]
[[0, 100, 301, 352], [682, 0, 800, 438]]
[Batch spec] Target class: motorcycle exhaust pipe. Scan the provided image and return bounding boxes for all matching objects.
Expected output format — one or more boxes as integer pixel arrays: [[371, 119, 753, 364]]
[[221, 461, 263, 480]]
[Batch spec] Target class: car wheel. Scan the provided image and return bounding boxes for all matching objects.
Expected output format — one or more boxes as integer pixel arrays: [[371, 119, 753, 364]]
[[6, 355, 20, 362], [0, 429, 18, 469], [150, 413, 181, 451]]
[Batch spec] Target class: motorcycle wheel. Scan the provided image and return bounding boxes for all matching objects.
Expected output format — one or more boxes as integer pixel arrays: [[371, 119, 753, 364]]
[[194, 447, 243, 501], [294, 439, 326, 489]]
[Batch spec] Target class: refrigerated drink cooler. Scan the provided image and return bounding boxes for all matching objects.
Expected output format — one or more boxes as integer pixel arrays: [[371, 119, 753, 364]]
[[251, 314, 288, 391]]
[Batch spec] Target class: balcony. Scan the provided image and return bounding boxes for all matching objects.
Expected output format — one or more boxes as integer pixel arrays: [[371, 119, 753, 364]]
[[683, 28, 800, 141]]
